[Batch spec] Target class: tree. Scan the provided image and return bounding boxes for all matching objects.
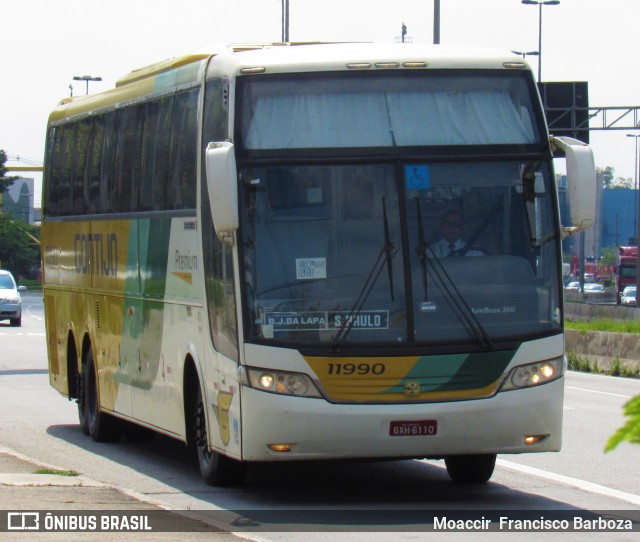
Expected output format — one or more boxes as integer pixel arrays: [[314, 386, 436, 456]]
[[606, 395, 640, 452], [0, 149, 17, 194], [600, 246, 617, 269], [0, 213, 40, 278], [599, 166, 615, 189], [608, 176, 634, 189]]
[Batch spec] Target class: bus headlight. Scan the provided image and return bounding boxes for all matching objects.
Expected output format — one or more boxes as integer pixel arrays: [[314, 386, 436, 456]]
[[501, 356, 565, 391], [242, 366, 323, 398]]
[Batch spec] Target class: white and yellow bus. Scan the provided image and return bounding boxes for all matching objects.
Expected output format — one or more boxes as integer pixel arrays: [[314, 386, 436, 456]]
[[43, 42, 595, 485]]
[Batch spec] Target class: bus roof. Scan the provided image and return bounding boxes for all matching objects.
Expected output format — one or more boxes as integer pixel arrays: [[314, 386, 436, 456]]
[[115, 42, 526, 83], [203, 42, 530, 74]]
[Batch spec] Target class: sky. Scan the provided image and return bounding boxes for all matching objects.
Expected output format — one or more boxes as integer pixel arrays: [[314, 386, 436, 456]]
[[2, 0, 640, 207]]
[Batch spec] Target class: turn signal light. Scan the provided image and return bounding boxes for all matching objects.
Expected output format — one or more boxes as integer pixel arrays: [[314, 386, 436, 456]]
[[268, 444, 292, 452]]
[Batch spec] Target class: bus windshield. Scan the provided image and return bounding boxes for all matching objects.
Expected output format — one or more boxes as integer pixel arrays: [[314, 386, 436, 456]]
[[239, 159, 561, 349]]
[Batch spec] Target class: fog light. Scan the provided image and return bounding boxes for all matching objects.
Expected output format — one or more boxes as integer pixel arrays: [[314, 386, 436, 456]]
[[268, 444, 292, 452], [524, 435, 547, 445]]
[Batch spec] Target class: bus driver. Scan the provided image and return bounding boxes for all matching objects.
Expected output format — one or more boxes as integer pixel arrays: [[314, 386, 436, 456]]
[[431, 210, 484, 257]]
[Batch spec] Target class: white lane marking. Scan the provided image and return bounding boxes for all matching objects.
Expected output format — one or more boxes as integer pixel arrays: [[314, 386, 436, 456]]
[[497, 459, 640, 506], [566, 386, 632, 399], [0, 333, 45, 337]]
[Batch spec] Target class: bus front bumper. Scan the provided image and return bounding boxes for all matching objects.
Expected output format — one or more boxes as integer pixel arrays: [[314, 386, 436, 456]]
[[239, 377, 564, 461]]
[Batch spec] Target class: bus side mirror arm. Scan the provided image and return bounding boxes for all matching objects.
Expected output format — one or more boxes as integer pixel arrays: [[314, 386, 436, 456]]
[[205, 141, 239, 245], [550, 136, 596, 239]]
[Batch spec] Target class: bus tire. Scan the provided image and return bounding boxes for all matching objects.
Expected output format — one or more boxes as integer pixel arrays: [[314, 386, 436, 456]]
[[78, 363, 90, 436], [444, 453, 496, 483], [193, 384, 245, 486], [82, 347, 119, 442]]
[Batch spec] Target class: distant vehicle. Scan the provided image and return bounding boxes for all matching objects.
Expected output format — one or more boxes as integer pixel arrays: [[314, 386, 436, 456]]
[[564, 281, 581, 292], [621, 286, 637, 306], [621, 285, 636, 297], [0, 270, 26, 327], [615, 246, 637, 304], [583, 283, 604, 295]]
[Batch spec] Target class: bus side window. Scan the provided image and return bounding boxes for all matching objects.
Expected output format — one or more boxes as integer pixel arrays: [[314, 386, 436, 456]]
[[100, 111, 119, 214], [87, 117, 104, 215], [115, 107, 142, 213], [73, 119, 91, 215], [168, 90, 198, 210], [57, 124, 74, 216], [45, 126, 61, 217], [201, 77, 238, 360], [140, 97, 174, 211]]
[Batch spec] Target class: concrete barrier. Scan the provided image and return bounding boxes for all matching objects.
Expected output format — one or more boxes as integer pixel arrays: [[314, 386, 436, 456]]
[[564, 301, 640, 372], [564, 299, 640, 321]]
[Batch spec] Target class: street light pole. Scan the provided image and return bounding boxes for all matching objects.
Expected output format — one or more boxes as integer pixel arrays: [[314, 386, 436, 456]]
[[72, 75, 102, 95], [433, 0, 440, 44], [521, 0, 560, 82], [626, 133, 640, 296], [626, 134, 639, 243], [281, 0, 289, 42]]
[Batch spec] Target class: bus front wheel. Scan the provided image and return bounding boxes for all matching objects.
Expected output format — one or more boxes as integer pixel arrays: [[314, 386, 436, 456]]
[[193, 384, 245, 486], [444, 454, 496, 483]]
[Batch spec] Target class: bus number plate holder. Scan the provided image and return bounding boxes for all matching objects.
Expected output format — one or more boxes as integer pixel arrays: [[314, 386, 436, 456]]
[[389, 420, 437, 437]]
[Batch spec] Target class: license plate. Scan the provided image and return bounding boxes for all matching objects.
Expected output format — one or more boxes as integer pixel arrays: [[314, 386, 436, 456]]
[[389, 420, 437, 437]]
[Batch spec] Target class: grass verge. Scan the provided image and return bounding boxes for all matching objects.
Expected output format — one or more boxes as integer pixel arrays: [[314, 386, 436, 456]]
[[33, 468, 80, 476], [566, 350, 640, 378], [565, 318, 640, 334]]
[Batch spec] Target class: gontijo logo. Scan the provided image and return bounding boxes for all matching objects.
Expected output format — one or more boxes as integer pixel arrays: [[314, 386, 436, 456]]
[[74, 233, 118, 276]]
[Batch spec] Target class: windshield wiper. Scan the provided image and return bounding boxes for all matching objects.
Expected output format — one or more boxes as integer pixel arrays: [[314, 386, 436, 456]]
[[383, 196, 395, 302], [415, 197, 429, 301], [425, 250, 493, 349], [414, 199, 491, 349], [331, 196, 397, 352]]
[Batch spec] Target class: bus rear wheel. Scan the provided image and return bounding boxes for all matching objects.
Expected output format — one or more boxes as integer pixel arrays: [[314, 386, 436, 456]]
[[444, 454, 496, 483], [193, 384, 245, 486]]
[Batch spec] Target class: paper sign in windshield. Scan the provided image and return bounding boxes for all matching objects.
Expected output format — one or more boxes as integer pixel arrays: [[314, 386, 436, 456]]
[[296, 258, 327, 279]]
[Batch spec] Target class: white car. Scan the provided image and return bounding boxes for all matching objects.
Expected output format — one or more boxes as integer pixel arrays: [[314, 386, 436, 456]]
[[583, 283, 604, 294], [621, 286, 637, 306], [564, 281, 581, 292], [0, 270, 26, 327]]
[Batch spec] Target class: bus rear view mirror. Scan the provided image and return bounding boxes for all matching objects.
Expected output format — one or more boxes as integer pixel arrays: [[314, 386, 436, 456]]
[[205, 141, 239, 243], [551, 136, 596, 238]]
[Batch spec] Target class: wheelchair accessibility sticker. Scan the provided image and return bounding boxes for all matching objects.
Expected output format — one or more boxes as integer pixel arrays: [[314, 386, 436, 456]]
[[405, 164, 431, 190]]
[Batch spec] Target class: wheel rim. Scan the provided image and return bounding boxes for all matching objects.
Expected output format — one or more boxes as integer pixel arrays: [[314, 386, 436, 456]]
[[194, 393, 211, 466]]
